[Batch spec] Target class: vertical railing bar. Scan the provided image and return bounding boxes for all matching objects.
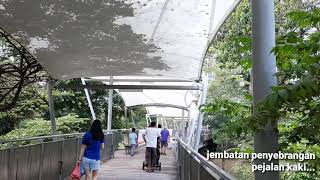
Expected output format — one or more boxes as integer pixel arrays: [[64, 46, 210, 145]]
[[27, 145, 32, 180], [8, 147, 13, 179], [15, 159, 18, 180], [197, 159, 200, 180], [189, 154, 191, 180], [39, 142, 44, 180], [76, 137, 80, 162], [59, 139, 65, 180]]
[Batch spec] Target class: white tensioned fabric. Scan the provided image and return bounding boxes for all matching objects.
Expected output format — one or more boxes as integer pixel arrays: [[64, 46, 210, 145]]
[[107, 79, 198, 106], [0, 0, 238, 81], [91, 76, 198, 116]]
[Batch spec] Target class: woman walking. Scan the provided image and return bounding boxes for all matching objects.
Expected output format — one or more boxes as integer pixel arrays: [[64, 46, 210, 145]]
[[78, 120, 105, 180]]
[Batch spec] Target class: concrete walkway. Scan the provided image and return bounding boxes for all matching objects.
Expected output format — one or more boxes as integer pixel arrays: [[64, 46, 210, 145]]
[[99, 145, 177, 180]]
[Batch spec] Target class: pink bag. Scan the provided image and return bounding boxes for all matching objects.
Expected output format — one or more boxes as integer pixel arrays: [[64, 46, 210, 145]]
[[70, 164, 81, 180]]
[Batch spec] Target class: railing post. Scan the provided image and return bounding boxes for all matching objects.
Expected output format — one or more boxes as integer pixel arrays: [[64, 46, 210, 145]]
[[197, 159, 200, 180], [76, 137, 80, 162], [59, 139, 65, 180], [39, 142, 44, 180], [8, 147, 14, 179]]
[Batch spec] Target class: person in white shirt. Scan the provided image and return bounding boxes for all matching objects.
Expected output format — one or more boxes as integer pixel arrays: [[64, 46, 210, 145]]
[[142, 121, 161, 173]]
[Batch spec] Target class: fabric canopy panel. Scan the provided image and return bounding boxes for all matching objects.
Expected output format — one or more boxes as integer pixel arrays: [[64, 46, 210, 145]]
[[0, 0, 217, 81], [103, 78, 200, 107], [121, 90, 198, 117], [145, 106, 198, 119], [146, 107, 185, 117], [90, 76, 199, 117], [119, 89, 197, 108]]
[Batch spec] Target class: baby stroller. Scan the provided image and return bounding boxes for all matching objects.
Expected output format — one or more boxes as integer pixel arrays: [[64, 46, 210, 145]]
[[142, 137, 161, 171]]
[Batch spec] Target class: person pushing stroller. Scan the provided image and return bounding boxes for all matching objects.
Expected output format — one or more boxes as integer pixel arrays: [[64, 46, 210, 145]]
[[142, 122, 161, 173]]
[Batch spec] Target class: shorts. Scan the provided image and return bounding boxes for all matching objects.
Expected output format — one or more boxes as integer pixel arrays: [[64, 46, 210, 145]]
[[161, 141, 168, 148], [145, 147, 157, 166], [81, 157, 101, 172]]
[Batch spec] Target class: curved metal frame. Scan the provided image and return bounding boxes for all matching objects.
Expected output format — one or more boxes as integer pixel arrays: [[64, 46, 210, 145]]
[[128, 103, 189, 111], [197, 0, 242, 80]]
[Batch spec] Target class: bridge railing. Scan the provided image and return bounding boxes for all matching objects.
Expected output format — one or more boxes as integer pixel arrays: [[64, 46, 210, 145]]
[[177, 139, 235, 180], [0, 130, 127, 180]]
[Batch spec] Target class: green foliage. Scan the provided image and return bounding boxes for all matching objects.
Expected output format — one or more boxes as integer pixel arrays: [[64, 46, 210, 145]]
[[0, 114, 91, 149], [0, 114, 91, 140], [232, 162, 254, 180], [0, 84, 48, 135], [0, 77, 128, 135], [281, 139, 320, 179], [129, 106, 147, 129], [56, 114, 91, 134], [205, 1, 319, 179], [107, 92, 127, 129], [249, 7, 320, 132]]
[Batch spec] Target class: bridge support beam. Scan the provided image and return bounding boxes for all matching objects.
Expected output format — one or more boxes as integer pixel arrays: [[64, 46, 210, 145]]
[[180, 109, 185, 137], [251, 0, 279, 180], [194, 75, 209, 150], [107, 76, 113, 133], [47, 79, 57, 140], [81, 78, 96, 121]]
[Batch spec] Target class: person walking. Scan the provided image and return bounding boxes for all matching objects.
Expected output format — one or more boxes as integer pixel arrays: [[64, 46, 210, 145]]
[[129, 128, 138, 157], [142, 121, 161, 173], [160, 127, 170, 155], [78, 120, 105, 180]]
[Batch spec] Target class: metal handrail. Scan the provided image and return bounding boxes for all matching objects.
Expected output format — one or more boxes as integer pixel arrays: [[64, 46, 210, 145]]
[[0, 129, 130, 144], [0, 133, 84, 143], [178, 138, 235, 180]]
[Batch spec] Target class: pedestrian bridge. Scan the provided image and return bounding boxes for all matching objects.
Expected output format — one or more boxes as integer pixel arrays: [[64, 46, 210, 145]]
[[0, 131, 234, 180], [0, 0, 280, 179]]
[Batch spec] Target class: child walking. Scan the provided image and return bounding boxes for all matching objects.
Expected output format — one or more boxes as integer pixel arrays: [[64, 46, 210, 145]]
[[129, 128, 138, 157]]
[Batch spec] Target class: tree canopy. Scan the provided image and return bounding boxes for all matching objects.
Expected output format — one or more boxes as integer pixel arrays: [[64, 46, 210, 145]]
[[204, 0, 319, 179]]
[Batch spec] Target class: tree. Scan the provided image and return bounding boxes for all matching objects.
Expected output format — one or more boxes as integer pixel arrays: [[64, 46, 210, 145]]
[[204, 1, 319, 178], [0, 29, 46, 112], [105, 90, 127, 129], [129, 106, 147, 129]]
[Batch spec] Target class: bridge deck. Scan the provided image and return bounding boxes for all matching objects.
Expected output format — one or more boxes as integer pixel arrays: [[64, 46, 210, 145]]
[[99, 145, 177, 180]]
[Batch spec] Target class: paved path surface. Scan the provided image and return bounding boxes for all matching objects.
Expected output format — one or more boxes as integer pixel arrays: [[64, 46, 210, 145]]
[[99, 145, 177, 180]]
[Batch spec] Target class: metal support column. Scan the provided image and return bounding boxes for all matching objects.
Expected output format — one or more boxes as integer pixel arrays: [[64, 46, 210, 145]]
[[107, 76, 113, 133], [81, 78, 96, 120], [156, 115, 159, 126], [131, 109, 136, 128], [145, 114, 150, 127], [251, 0, 279, 179], [185, 111, 190, 140], [187, 111, 196, 146], [180, 109, 185, 137], [161, 116, 164, 127], [165, 119, 168, 129], [194, 75, 209, 150], [47, 79, 57, 140]]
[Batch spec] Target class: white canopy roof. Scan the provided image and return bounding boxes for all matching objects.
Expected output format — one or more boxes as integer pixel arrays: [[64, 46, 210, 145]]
[[0, 0, 239, 81], [91, 76, 199, 116], [1, 0, 240, 117]]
